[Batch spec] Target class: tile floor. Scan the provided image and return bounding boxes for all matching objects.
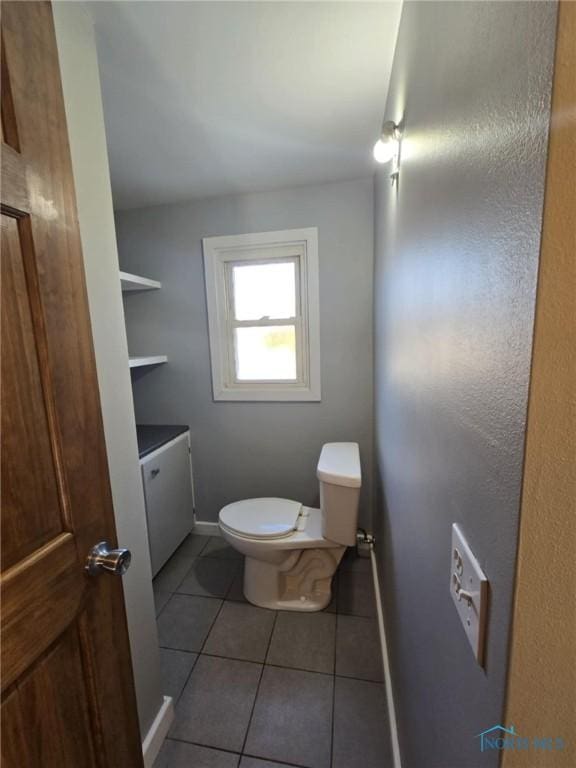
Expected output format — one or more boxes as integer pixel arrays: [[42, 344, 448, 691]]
[[153, 534, 391, 768]]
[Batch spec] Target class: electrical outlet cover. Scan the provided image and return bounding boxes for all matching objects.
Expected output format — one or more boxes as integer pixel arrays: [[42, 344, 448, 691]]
[[450, 524, 488, 666]]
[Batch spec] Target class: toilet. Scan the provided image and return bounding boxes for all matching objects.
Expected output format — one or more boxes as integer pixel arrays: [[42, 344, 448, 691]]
[[218, 442, 361, 611]]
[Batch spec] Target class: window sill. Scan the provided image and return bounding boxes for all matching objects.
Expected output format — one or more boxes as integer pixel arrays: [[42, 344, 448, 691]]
[[213, 385, 321, 402]]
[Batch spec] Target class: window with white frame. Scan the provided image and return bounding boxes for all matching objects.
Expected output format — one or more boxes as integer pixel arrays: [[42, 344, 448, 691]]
[[203, 228, 321, 401]]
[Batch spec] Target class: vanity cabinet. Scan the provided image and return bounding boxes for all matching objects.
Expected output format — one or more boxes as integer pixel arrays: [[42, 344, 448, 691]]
[[139, 428, 195, 576]]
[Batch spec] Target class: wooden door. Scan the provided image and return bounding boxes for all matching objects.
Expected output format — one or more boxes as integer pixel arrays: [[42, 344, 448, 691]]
[[1, 3, 143, 766]]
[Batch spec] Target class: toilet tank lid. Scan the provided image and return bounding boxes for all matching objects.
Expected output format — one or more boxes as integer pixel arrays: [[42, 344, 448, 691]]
[[317, 443, 361, 488]]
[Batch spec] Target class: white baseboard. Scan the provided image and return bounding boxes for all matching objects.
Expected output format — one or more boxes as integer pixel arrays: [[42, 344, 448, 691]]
[[370, 548, 402, 768], [142, 695, 174, 768], [192, 520, 221, 537]]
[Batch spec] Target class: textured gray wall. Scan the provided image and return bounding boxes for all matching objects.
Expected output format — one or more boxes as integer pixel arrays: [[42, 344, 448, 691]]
[[373, 3, 557, 768], [116, 177, 374, 526]]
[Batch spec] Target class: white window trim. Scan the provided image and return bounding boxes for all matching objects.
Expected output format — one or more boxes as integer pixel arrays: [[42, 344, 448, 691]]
[[203, 227, 321, 402]]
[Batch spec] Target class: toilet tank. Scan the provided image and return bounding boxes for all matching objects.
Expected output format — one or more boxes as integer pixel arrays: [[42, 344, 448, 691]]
[[317, 443, 361, 546]]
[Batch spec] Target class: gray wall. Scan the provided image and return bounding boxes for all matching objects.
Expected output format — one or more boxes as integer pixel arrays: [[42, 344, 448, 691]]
[[116, 177, 374, 527], [53, 2, 164, 739], [373, 2, 557, 768]]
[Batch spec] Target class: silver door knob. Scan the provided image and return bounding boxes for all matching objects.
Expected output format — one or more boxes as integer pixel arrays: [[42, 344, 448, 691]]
[[85, 541, 132, 576]]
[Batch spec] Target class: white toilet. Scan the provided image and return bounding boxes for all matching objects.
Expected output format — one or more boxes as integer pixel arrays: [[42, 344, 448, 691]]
[[218, 442, 361, 611]]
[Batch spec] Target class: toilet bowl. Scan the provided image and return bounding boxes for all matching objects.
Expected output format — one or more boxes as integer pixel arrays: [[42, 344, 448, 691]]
[[218, 443, 361, 611]]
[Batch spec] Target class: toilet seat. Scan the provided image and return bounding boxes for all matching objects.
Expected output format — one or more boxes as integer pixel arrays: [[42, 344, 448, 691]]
[[219, 497, 302, 540]]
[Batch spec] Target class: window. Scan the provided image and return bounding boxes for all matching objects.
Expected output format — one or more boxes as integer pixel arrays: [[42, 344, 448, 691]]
[[203, 228, 320, 401]]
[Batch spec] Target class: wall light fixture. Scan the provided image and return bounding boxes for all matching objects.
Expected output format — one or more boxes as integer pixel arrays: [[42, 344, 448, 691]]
[[373, 120, 401, 182]]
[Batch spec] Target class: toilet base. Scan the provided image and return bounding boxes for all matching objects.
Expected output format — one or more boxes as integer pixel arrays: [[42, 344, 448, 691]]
[[243, 546, 344, 612]]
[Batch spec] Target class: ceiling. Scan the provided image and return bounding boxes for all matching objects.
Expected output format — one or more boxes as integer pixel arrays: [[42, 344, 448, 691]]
[[89, 1, 402, 210]]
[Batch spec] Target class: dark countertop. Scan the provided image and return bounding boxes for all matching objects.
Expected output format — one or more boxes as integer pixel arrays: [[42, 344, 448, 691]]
[[136, 424, 189, 459]]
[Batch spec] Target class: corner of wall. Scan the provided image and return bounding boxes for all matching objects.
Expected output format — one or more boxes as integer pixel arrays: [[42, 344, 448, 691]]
[[52, 0, 164, 739]]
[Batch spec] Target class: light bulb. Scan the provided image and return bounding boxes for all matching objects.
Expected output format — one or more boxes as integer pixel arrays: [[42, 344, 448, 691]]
[[373, 120, 400, 166], [373, 137, 396, 164]]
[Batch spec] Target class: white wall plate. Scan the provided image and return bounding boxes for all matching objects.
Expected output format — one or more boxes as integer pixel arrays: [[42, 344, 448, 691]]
[[450, 524, 489, 666]]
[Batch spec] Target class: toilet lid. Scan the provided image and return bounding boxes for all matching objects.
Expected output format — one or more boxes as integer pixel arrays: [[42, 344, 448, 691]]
[[219, 498, 302, 539]]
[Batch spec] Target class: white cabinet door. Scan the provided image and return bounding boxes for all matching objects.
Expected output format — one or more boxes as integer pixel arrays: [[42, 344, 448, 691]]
[[141, 433, 194, 576]]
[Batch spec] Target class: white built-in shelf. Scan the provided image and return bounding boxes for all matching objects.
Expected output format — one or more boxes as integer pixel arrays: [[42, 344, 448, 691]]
[[120, 271, 162, 292], [129, 355, 168, 369]]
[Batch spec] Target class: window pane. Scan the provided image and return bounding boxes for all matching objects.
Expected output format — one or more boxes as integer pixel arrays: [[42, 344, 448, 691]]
[[235, 325, 297, 381], [232, 262, 296, 321]]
